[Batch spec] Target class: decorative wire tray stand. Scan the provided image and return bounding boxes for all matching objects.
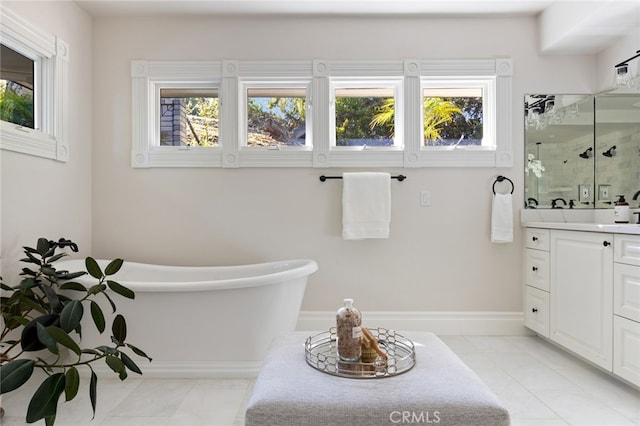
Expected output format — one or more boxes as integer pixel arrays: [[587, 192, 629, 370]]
[[305, 327, 415, 378]]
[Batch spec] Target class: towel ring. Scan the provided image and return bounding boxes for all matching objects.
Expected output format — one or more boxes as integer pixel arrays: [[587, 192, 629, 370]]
[[492, 176, 514, 195]]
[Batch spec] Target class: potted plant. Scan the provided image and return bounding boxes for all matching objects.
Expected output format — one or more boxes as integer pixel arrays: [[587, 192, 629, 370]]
[[0, 238, 151, 425]]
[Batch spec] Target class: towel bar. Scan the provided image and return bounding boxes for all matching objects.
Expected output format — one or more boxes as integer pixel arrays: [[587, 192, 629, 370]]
[[319, 175, 406, 182]]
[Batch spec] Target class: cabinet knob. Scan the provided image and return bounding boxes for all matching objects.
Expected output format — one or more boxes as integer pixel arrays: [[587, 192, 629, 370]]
[[532, 308, 538, 313], [532, 236, 538, 241], [603, 241, 611, 247], [532, 266, 538, 272]]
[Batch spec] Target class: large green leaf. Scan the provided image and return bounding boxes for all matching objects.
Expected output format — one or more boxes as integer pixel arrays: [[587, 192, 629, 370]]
[[40, 284, 60, 311], [0, 359, 35, 394], [112, 314, 127, 344], [90, 301, 105, 333], [59, 281, 87, 292], [89, 370, 97, 419], [85, 257, 103, 279], [26, 373, 65, 423], [104, 259, 124, 276], [41, 266, 58, 278], [105, 355, 127, 380], [19, 277, 39, 289], [126, 343, 152, 362], [36, 238, 51, 257], [60, 300, 83, 332], [36, 322, 58, 354], [22, 314, 58, 352], [101, 291, 117, 313], [107, 280, 135, 299], [21, 251, 42, 265], [65, 367, 80, 401], [46, 252, 67, 263], [46, 326, 81, 356], [120, 352, 142, 375]]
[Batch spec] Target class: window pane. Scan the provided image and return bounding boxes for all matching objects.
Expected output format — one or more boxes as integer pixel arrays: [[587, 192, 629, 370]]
[[0, 44, 34, 128], [423, 88, 483, 146], [160, 88, 219, 146], [335, 87, 395, 147], [247, 88, 307, 147]]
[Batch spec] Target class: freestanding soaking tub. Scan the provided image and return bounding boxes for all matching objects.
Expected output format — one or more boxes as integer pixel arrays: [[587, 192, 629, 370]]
[[55, 258, 318, 377]]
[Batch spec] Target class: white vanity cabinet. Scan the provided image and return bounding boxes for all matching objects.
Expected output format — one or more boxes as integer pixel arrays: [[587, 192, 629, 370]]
[[612, 234, 640, 387], [549, 230, 613, 371], [524, 226, 640, 387]]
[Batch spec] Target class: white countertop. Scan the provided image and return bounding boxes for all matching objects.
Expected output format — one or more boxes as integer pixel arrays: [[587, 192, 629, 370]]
[[523, 221, 640, 235]]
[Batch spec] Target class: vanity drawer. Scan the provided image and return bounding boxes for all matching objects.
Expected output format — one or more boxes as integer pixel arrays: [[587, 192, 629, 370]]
[[525, 228, 550, 251], [615, 234, 640, 266], [525, 285, 549, 338], [613, 315, 640, 387], [614, 263, 640, 322], [525, 248, 550, 292]]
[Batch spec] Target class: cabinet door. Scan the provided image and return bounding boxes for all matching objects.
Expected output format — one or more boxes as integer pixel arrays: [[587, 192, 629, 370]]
[[613, 315, 640, 387], [550, 230, 613, 370]]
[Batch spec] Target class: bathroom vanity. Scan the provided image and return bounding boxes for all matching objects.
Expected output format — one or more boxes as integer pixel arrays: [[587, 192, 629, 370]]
[[523, 222, 640, 387]]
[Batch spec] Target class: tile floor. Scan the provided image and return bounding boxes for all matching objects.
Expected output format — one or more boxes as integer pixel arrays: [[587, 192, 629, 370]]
[[2, 335, 638, 425]]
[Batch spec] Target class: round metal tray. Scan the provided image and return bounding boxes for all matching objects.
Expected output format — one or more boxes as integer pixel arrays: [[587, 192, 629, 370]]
[[305, 327, 415, 378]]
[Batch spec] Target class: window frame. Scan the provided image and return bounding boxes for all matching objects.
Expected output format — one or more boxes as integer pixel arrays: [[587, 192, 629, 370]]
[[131, 58, 513, 168], [0, 6, 69, 161]]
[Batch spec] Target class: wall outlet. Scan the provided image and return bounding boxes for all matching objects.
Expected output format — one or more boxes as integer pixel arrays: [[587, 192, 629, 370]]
[[598, 184, 611, 201], [579, 185, 590, 202]]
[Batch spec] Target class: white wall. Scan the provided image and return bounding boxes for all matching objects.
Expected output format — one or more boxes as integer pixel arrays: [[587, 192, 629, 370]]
[[1, 1, 93, 280], [90, 15, 596, 313]]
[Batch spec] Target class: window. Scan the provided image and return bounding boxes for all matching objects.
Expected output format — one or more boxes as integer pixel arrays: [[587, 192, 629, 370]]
[[159, 88, 219, 147], [242, 84, 310, 148], [0, 44, 34, 128], [421, 79, 493, 148], [331, 80, 403, 149], [132, 58, 512, 168], [0, 6, 69, 161]]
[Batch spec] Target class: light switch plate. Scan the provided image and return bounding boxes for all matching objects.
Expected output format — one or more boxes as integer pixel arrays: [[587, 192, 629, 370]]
[[421, 191, 430, 206]]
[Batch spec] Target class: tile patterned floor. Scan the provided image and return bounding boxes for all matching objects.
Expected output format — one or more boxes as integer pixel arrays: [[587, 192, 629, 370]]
[[2, 335, 638, 425]]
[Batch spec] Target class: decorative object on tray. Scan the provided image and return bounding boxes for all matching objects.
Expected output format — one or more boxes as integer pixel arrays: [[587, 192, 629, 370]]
[[336, 298, 362, 361], [305, 327, 415, 378]]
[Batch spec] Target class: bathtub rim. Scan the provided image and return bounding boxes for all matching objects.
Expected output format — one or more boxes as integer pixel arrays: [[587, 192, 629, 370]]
[[55, 258, 318, 293]]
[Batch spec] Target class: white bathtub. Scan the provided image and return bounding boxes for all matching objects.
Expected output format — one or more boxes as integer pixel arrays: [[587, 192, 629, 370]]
[[56, 258, 318, 377]]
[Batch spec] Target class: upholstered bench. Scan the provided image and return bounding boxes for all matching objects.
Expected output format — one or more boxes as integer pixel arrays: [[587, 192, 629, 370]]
[[245, 332, 510, 426]]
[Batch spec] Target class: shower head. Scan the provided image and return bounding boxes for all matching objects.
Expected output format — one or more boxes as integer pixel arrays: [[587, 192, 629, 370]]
[[602, 146, 616, 157], [579, 147, 592, 159]]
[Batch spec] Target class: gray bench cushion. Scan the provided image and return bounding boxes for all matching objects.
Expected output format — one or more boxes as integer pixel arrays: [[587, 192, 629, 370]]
[[245, 332, 509, 426]]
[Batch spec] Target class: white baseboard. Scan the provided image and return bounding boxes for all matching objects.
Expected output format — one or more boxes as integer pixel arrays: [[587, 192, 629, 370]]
[[87, 311, 526, 379], [86, 360, 262, 379], [297, 310, 527, 335]]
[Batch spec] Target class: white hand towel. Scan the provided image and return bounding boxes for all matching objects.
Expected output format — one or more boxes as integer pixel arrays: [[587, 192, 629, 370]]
[[342, 172, 391, 240], [491, 192, 513, 243]]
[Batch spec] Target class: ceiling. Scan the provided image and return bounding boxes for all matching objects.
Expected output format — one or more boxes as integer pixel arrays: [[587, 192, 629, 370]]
[[74, 0, 639, 54]]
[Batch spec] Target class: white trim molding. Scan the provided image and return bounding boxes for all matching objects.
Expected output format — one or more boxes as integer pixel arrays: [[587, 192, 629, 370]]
[[297, 310, 527, 336], [0, 6, 69, 162], [132, 57, 512, 168]]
